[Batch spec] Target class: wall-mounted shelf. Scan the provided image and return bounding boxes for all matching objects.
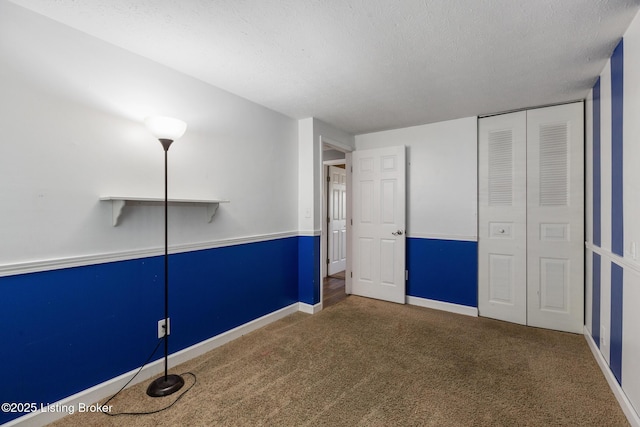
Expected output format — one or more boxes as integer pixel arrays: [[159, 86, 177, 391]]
[[100, 196, 229, 226]]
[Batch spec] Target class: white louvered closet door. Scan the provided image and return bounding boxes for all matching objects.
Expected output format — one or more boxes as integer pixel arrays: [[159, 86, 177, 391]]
[[478, 111, 528, 325], [526, 103, 584, 334], [478, 103, 584, 334]]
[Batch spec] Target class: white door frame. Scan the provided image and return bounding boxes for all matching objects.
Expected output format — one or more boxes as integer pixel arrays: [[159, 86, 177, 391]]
[[324, 164, 347, 276], [322, 159, 348, 279], [320, 137, 353, 305]]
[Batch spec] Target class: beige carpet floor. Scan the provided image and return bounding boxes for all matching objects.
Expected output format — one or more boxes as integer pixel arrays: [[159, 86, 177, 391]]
[[51, 296, 629, 426]]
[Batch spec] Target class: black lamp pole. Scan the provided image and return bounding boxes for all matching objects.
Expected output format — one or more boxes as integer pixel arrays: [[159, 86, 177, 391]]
[[146, 137, 185, 397]]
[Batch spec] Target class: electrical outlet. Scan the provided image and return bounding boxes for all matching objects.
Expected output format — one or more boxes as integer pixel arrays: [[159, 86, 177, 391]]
[[157, 318, 170, 339], [600, 325, 607, 348]]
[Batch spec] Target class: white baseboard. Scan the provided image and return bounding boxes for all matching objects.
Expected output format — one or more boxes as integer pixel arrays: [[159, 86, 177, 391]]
[[4, 303, 300, 427], [406, 296, 478, 317], [584, 326, 640, 427], [298, 301, 322, 314]]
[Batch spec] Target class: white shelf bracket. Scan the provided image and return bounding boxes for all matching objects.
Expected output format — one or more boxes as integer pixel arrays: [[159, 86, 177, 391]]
[[111, 199, 126, 227], [206, 202, 220, 223]]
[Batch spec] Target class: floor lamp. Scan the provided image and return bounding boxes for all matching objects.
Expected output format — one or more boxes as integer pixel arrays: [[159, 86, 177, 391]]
[[144, 116, 187, 397]]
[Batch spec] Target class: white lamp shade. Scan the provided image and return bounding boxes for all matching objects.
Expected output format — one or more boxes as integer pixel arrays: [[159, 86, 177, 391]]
[[144, 116, 187, 141]]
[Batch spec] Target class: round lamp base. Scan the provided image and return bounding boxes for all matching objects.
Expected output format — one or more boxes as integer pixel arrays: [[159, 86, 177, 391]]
[[146, 374, 185, 397]]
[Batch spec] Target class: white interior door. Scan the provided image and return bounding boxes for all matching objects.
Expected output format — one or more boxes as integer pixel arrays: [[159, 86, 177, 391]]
[[478, 111, 528, 325], [328, 165, 347, 275], [526, 103, 584, 334], [351, 146, 406, 304]]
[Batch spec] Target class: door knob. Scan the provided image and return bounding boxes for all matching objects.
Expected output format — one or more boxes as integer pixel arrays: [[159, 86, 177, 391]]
[[392, 230, 404, 236]]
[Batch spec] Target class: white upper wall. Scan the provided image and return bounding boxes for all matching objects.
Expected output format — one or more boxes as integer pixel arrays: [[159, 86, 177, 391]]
[[621, 10, 640, 418], [584, 8, 640, 421], [624, 11, 640, 262], [298, 118, 354, 235], [0, 2, 299, 267], [355, 117, 478, 241]]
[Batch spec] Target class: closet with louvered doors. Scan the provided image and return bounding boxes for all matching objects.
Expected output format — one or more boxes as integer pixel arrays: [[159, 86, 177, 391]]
[[478, 102, 584, 334]]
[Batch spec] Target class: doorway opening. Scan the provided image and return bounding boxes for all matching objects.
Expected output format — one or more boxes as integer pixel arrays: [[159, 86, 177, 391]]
[[320, 139, 351, 309], [323, 271, 346, 309]]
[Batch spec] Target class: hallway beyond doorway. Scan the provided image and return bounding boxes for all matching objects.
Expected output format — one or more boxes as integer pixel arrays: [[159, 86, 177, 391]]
[[323, 271, 346, 309]]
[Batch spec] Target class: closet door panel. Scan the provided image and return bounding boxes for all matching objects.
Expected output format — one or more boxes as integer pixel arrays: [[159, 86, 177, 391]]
[[526, 103, 584, 333], [478, 112, 528, 325]]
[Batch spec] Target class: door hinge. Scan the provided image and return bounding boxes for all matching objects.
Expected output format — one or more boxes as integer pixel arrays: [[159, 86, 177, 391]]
[[327, 258, 330, 264], [327, 216, 330, 223], [405, 270, 409, 281], [350, 271, 353, 278], [327, 175, 331, 182]]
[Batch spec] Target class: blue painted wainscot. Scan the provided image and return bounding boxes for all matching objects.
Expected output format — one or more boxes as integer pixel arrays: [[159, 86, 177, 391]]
[[297, 235, 321, 306], [406, 238, 478, 308], [0, 236, 299, 425]]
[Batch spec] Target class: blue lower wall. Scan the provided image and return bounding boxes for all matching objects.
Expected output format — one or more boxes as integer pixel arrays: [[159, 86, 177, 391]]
[[610, 262, 624, 385], [1, 235, 477, 424], [592, 252, 602, 348], [0, 236, 299, 425], [407, 238, 478, 307], [298, 235, 321, 305]]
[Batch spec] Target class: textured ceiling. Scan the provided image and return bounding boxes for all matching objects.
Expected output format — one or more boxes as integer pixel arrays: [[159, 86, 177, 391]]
[[8, 0, 640, 135]]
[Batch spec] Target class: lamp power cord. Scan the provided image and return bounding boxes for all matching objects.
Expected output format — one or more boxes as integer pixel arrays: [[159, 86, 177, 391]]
[[99, 337, 197, 417]]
